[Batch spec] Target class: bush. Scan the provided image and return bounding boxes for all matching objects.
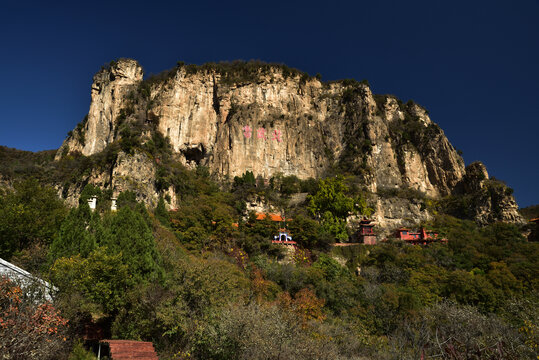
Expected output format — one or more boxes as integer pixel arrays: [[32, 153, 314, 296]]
[[189, 302, 344, 360], [0, 277, 69, 360], [68, 341, 96, 360], [387, 302, 533, 359]]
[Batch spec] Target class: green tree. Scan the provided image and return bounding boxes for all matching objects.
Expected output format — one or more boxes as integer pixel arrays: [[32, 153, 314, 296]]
[[0, 179, 67, 259], [320, 211, 349, 242], [444, 270, 502, 312], [308, 176, 355, 219], [312, 253, 349, 282], [68, 341, 96, 360], [307, 176, 373, 241], [49, 204, 98, 260], [286, 214, 333, 249], [280, 175, 300, 196], [50, 247, 131, 319], [78, 183, 101, 206], [407, 264, 448, 306], [487, 261, 522, 296], [155, 196, 170, 226], [100, 206, 163, 282], [234, 170, 256, 187], [116, 190, 138, 210]]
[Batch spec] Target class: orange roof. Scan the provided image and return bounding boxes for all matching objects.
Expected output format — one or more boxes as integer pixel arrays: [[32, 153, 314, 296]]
[[101, 340, 158, 360], [531, 218, 539, 223], [255, 213, 285, 222]]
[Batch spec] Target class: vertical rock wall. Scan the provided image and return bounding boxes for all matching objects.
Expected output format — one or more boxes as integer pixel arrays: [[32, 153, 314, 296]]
[[55, 59, 522, 225]]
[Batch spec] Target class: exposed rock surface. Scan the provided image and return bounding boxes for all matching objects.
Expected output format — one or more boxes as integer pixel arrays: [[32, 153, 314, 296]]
[[456, 162, 524, 225], [58, 59, 464, 194], [372, 196, 433, 235], [55, 59, 523, 226], [111, 151, 159, 206], [56, 59, 143, 159], [444, 162, 525, 225], [56, 151, 161, 208]]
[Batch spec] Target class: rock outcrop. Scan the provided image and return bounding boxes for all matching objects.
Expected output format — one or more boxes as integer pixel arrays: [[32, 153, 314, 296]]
[[56, 59, 522, 226], [57, 59, 143, 159], [450, 162, 525, 225]]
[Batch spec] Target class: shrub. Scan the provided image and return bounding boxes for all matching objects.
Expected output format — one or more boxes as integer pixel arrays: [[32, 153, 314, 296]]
[[0, 276, 69, 359]]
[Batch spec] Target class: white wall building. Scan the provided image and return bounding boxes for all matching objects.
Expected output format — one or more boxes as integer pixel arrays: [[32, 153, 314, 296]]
[[0, 258, 56, 302]]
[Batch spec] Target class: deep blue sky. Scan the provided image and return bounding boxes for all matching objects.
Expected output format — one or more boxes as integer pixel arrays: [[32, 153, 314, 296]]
[[1, 0, 538, 207]]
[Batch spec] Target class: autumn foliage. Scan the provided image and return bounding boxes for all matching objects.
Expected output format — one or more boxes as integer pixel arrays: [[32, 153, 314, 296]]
[[277, 288, 326, 326], [0, 276, 68, 359]]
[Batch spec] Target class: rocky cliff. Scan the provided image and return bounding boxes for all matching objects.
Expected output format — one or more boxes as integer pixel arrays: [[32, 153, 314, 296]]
[[56, 59, 523, 226], [447, 162, 525, 225]]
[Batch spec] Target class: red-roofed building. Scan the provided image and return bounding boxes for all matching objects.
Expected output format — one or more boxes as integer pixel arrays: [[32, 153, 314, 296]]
[[395, 227, 445, 245], [359, 219, 377, 245], [252, 213, 297, 247], [98, 340, 158, 360]]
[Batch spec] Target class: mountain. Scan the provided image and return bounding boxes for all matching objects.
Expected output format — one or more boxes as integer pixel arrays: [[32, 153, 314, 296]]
[[1, 60, 535, 360], [44, 58, 522, 227]]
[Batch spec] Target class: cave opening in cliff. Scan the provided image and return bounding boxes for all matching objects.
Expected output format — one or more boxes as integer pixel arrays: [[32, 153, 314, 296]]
[[182, 144, 206, 165]]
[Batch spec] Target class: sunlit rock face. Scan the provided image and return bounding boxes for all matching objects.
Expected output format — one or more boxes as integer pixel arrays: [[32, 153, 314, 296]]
[[58, 59, 465, 197], [57, 59, 523, 226], [57, 59, 143, 158]]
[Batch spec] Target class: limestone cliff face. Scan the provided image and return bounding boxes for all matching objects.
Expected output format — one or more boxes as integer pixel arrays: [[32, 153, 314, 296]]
[[58, 59, 464, 196], [57, 59, 143, 159], [56, 59, 522, 226], [146, 70, 344, 180]]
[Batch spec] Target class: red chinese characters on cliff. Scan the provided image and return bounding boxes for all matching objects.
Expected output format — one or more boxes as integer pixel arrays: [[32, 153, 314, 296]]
[[242, 126, 282, 142], [243, 126, 252, 138]]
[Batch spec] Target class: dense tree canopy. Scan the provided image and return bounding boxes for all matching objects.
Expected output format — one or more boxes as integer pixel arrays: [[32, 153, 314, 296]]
[[0, 179, 67, 260], [0, 163, 536, 359], [308, 175, 373, 241]]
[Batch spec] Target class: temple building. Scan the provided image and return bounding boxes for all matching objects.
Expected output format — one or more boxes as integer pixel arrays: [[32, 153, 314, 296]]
[[394, 227, 445, 245], [272, 229, 297, 247], [253, 213, 297, 247], [358, 219, 377, 245]]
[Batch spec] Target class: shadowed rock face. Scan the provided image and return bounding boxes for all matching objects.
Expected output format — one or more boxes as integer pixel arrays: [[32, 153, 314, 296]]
[[56, 59, 522, 225], [452, 162, 525, 225]]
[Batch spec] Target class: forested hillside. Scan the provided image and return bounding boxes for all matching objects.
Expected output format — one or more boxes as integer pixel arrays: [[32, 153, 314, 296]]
[[1, 159, 537, 359]]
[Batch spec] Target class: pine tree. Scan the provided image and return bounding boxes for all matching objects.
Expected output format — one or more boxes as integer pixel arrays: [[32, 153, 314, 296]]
[[49, 204, 96, 261], [155, 196, 170, 226], [100, 206, 162, 282]]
